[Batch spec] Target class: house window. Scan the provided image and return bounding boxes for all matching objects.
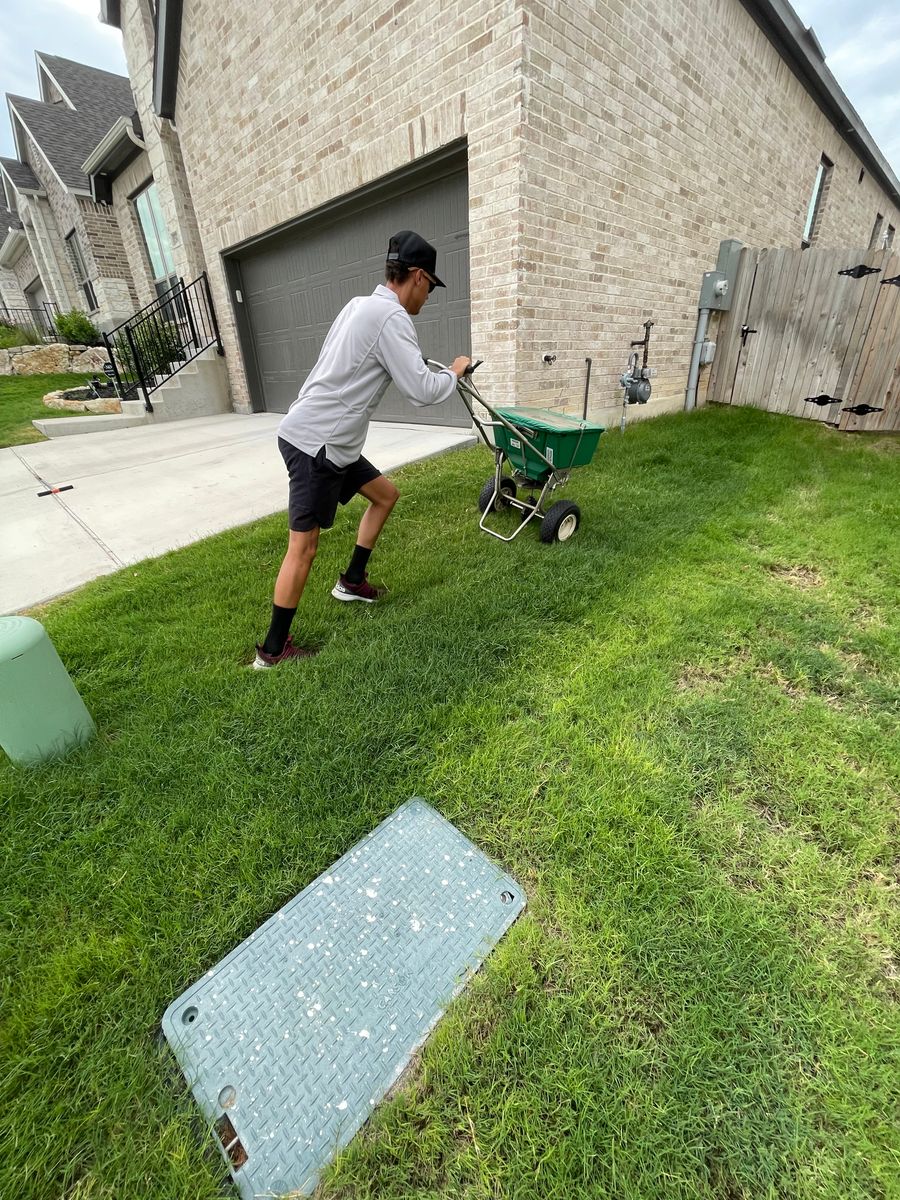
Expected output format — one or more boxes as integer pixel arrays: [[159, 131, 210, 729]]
[[870, 213, 884, 249], [65, 231, 98, 312], [884, 224, 895, 251], [802, 155, 833, 246], [133, 182, 177, 296]]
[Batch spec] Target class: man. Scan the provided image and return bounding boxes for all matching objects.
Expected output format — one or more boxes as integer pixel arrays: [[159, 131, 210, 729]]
[[253, 230, 471, 668]]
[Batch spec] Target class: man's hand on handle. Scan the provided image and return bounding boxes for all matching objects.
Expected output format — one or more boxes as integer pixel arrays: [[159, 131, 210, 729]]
[[451, 356, 472, 378]]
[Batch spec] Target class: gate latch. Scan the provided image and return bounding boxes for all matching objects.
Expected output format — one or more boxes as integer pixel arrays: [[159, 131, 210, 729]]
[[740, 324, 758, 347]]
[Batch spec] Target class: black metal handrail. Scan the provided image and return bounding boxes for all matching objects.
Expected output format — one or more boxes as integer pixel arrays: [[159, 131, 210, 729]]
[[0, 302, 59, 340], [102, 273, 223, 412]]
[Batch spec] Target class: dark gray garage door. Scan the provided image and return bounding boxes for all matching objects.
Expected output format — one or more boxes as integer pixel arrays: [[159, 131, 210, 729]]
[[233, 164, 470, 424]]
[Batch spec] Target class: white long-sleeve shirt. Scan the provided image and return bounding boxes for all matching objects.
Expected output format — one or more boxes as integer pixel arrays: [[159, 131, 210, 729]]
[[277, 284, 456, 466]]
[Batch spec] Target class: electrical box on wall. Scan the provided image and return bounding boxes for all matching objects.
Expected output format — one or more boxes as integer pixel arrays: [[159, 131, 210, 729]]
[[699, 271, 729, 310], [698, 239, 744, 312], [699, 340, 716, 365]]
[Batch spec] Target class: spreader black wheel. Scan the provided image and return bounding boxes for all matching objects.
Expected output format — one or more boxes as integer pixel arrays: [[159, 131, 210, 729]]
[[540, 500, 581, 543], [478, 475, 517, 514]]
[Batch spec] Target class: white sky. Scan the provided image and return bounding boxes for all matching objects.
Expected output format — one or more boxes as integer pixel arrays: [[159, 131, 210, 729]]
[[0, 1, 897, 176]]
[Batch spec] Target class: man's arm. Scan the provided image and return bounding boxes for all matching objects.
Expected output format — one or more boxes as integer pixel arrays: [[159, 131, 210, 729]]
[[375, 313, 469, 406]]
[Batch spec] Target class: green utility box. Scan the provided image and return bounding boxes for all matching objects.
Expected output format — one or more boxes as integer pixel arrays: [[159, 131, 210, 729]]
[[494, 406, 605, 481], [0, 616, 95, 765]]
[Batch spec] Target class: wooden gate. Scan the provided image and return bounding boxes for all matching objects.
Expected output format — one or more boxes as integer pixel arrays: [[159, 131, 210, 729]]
[[709, 245, 900, 432]]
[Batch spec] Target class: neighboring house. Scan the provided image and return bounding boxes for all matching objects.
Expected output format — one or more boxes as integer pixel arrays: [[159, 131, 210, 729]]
[[97, 0, 900, 429], [0, 53, 141, 332]]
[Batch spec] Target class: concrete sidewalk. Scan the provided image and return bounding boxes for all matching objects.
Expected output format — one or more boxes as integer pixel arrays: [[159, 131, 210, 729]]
[[1, 413, 476, 613]]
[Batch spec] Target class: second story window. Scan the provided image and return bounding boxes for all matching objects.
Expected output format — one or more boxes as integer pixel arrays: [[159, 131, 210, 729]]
[[883, 224, 895, 251], [802, 154, 833, 247], [65, 230, 98, 312], [870, 213, 884, 249]]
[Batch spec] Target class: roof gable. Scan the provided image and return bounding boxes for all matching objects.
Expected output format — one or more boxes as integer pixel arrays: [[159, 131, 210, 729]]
[[7, 58, 135, 194]]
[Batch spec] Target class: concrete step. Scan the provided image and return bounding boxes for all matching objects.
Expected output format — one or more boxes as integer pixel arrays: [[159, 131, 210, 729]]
[[141, 353, 231, 423], [35, 349, 230, 437], [33, 413, 149, 438]]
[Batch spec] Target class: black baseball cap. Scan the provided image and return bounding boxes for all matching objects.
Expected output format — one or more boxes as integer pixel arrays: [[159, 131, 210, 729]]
[[385, 230, 446, 288]]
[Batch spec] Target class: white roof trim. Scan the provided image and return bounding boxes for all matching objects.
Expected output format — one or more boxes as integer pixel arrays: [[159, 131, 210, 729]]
[[81, 116, 146, 175], [0, 158, 44, 199], [0, 227, 28, 268], [35, 53, 77, 110], [7, 100, 77, 197]]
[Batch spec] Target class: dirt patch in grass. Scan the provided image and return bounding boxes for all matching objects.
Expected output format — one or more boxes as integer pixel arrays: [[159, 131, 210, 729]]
[[818, 889, 900, 995], [676, 649, 751, 693], [746, 795, 794, 836], [677, 664, 731, 693], [767, 564, 825, 589], [850, 603, 885, 629], [755, 662, 813, 703]]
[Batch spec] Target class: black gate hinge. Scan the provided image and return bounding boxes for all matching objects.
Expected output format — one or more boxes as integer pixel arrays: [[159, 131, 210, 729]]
[[804, 395, 841, 406], [880, 274, 900, 287], [842, 404, 884, 416], [838, 264, 881, 279]]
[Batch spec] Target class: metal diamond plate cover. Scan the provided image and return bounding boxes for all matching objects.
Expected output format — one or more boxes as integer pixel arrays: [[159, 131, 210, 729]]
[[161, 798, 525, 1198]]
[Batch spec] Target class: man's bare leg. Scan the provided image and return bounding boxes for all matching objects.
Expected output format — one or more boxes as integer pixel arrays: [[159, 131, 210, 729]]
[[355, 475, 400, 550], [256, 527, 320, 659], [336, 476, 400, 597], [274, 527, 320, 608]]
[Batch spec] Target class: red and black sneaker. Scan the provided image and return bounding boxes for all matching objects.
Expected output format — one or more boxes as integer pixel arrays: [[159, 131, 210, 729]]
[[252, 635, 319, 669], [331, 573, 386, 603]]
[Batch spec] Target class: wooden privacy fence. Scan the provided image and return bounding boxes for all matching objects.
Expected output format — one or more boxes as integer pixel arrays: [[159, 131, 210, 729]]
[[708, 245, 900, 432]]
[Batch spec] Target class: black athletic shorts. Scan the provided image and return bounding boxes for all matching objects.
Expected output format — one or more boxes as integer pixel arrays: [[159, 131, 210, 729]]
[[278, 437, 381, 532]]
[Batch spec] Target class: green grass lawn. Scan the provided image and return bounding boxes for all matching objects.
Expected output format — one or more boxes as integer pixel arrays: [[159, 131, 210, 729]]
[[0, 372, 101, 447], [1, 406, 898, 1200]]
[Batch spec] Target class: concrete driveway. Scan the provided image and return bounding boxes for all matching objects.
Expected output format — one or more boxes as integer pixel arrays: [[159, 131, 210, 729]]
[[1, 414, 475, 613]]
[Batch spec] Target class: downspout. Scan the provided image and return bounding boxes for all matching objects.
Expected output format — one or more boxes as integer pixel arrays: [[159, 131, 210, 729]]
[[153, 0, 185, 120], [684, 308, 711, 411]]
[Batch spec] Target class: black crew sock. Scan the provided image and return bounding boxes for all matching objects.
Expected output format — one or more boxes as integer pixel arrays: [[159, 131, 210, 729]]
[[262, 604, 297, 655], [344, 544, 372, 585]]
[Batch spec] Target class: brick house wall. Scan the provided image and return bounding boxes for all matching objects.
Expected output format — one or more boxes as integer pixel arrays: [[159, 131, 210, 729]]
[[11, 244, 40, 297], [110, 149, 159, 309], [20, 128, 137, 328], [156, 0, 528, 412], [509, 0, 900, 415], [77, 194, 138, 322], [117, 0, 206, 284], [117, 0, 900, 420], [20, 134, 80, 311], [0, 265, 27, 311]]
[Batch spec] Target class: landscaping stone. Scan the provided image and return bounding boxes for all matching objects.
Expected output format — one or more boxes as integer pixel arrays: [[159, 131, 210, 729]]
[[42, 389, 121, 414], [0, 343, 108, 375], [70, 347, 109, 372], [8, 345, 70, 374]]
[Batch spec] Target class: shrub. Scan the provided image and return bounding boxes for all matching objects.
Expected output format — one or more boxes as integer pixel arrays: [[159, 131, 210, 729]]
[[0, 323, 43, 349], [113, 320, 184, 380], [54, 309, 102, 346]]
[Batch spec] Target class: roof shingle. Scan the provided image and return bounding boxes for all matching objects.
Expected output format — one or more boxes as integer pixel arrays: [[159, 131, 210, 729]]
[[6, 56, 135, 192], [0, 197, 23, 240], [0, 155, 43, 193]]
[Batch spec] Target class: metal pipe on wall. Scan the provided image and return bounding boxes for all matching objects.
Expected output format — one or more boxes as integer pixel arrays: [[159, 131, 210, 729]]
[[684, 307, 711, 411]]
